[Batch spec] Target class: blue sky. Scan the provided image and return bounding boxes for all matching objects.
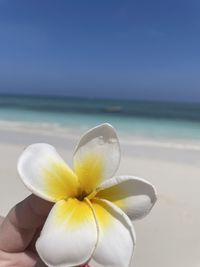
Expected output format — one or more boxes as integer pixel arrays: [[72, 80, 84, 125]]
[[0, 0, 200, 102]]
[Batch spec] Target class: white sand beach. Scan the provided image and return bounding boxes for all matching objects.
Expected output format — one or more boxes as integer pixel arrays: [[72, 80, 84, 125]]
[[0, 125, 200, 267]]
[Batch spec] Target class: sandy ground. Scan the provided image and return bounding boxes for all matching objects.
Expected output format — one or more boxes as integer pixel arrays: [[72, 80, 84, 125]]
[[0, 128, 200, 267]]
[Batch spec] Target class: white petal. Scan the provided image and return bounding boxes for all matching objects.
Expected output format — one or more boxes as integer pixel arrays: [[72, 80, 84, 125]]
[[73, 124, 120, 195], [36, 198, 98, 267], [90, 198, 135, 267], [18, 143, 79, 202], [96, 176, 157, 220]]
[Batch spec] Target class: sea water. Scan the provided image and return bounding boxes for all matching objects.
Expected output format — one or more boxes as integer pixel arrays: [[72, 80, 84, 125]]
[[0, 94, 200, 144]]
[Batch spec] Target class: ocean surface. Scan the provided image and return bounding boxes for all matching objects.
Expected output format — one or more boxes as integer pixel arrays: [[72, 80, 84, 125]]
[[0, 94, 200, 144]]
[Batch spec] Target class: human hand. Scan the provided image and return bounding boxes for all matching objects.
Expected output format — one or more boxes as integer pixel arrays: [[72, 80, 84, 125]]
[[0, 195, 90, 267], [0, 195, 53, 266]]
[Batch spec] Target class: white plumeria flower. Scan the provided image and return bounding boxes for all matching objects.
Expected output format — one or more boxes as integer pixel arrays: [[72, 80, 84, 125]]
[[18, 123, 157, 267]]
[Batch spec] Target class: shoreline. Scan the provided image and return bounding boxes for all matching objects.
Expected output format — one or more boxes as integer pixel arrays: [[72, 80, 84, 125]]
[[0, 119, 200, 151]]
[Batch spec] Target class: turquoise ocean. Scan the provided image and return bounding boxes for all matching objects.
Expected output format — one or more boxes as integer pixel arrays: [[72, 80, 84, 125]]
[[0, 94, 200, 143]]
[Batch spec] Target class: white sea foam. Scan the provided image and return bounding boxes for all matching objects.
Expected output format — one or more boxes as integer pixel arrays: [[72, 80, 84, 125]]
[[121, 138, 200, 151]]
